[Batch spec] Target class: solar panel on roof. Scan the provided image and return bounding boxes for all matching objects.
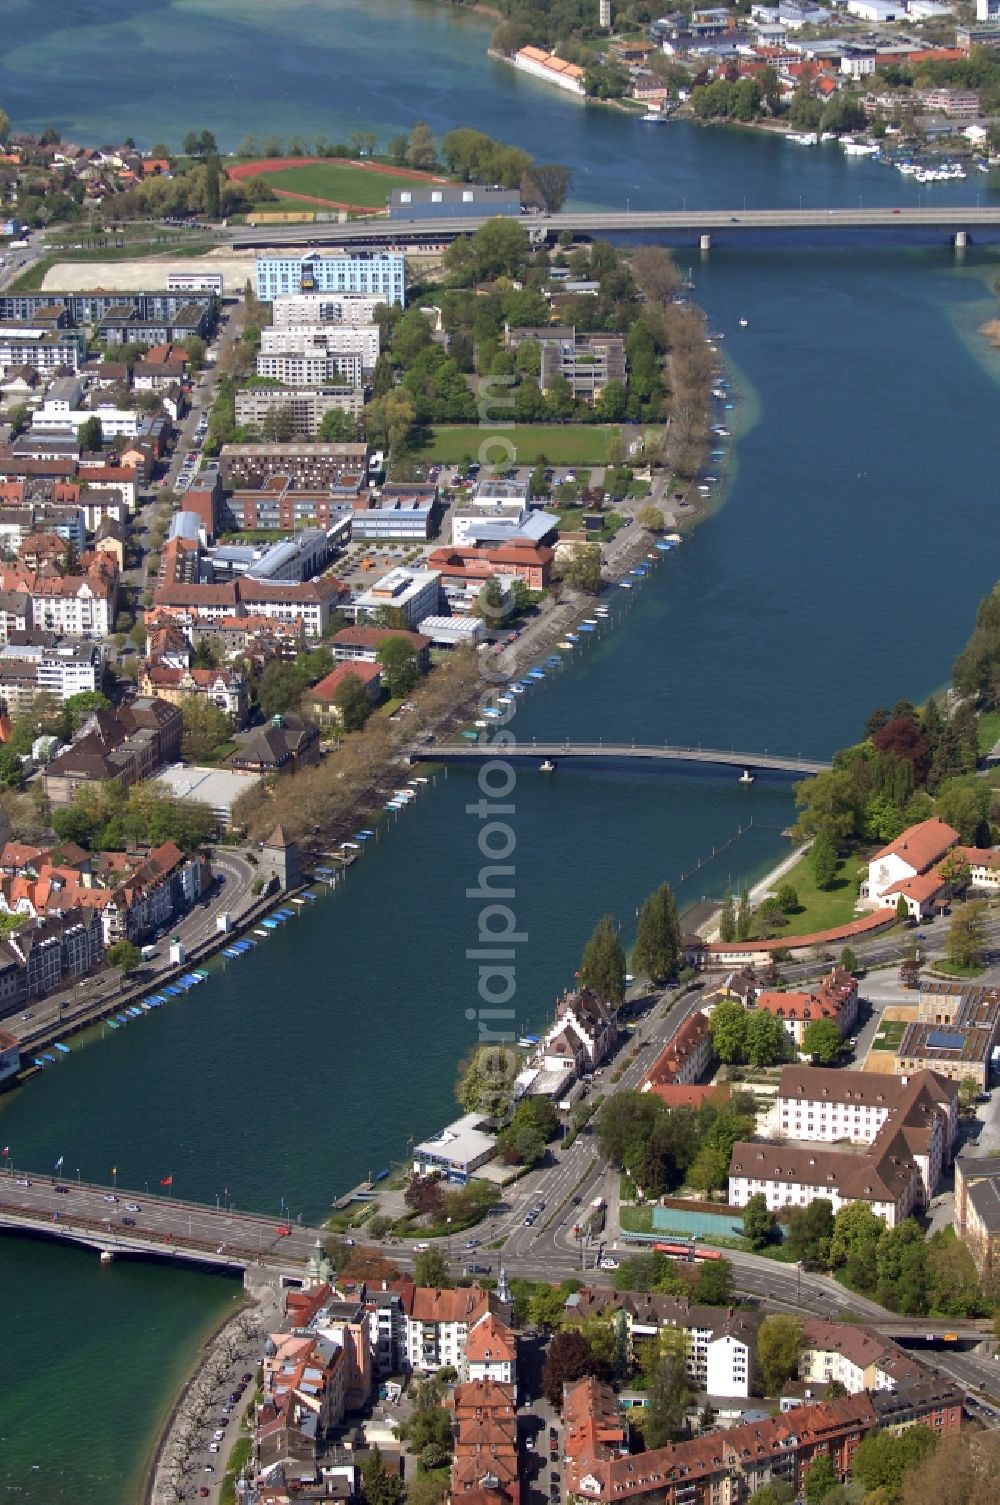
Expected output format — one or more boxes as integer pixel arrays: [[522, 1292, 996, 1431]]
[[926, 1030, 965, 1050]]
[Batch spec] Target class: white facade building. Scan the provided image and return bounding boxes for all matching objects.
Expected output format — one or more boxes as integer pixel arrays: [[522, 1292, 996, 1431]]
[[271, 292, 389, 326], [354, 568, 441, 628], [32, 403, 140, 439], [255, 252, 406, 305], [259, 323, 380, 368], [29, 579, 114, 638], [255, 350, 363, 386]]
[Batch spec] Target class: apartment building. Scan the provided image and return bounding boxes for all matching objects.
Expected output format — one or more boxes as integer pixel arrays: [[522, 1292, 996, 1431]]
[[218, 442, 368, 490], [0, 638, 102, 712], [642, 1010, 716, 1104], [28, 574, 115, 637], [0, 325, 87, 375], [271, 291, 388, 326], [955, 1151, 1000, 1281], [506, 326, 626, 402], [352, 489, 436, 541], [139, 663, 249, 724], [564, 1377, 877, 1505], [0, 290, 217, 325], [0, 907, 104, 1013], [565, 1289, 758, 1398], [331, 625, 431, 668], [255, 251, 406, 305], [404, 1286, 493, 1374], [260, 322, 380, 368], [234, 385, 363, 439], [753, 967, 860, 1051], [42, 698, 183, 806], [255, 349, 363, 386], [799, 1318, 932, 1395], [541, 988, 619, 1076]]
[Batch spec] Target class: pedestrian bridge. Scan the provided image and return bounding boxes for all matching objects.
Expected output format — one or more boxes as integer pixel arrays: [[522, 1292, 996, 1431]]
[[411, 742, 831, 777]]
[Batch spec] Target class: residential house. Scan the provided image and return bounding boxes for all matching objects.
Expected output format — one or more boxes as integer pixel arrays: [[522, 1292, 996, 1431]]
[[304, 662, 383, 727], [42, 698, 183, 805], [642, 1010, 716, 1103], [754, 968, 860, 1051], [861, 818, 960, 920], [139, 662, 249, 725], [331, 625, 431, 669]]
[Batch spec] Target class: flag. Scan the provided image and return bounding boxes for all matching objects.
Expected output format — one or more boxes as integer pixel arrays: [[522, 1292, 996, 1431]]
[[2, 1146, 9, 1157], [54, 1155, 64, 1171], [160, 1175, 173, 1186]]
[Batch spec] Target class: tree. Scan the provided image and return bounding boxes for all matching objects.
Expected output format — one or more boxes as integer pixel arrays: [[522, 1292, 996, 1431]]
[[78, 415, 103, 452], [899, 1428, 1000, 1505], [693, 1256, 735, 1305], [257, 659, 303, 718], [637, 505, 665, 533], [388, 133, 409, 165], [580, 913, 626, 1006], [776, 883, 798, 913], [521, 161, 572, 213], [180, 698, 232, 762], [755, 1314, 802, 1395], [687, 1145, 730, 1197], [0, 746, 24, 789], [203, 154, 221, 219], [559, 544, 602, 594], [413, 1247, 451, 1287], [852, 1427, 938, 1499], [334, 672, 373, 732], [810, 832, 838, 888], [926, 1227, 984, 1316], [632, 882, 681, 984], [840, 946, 858, 973], [719, 890, 736, 943], [749, 1487, 794, 1505], [182, 130, 200, 157], [710, 1000, 748, 1063], [946, 899, 987, 971], [456, 1042, 520, 1119], [406, 121, 437, 170], [742, 1193, 776, 1251], [405, 1174, 446, 1218], [804, 1455, 839, 1505], [0, 109, 10, 146], [642, 1342, 690, 1446], [318, 406, 357, 442], [829, 1201, 885, 1283], [542, 1329, 604, 1406], [745, 1009, 790, 1067], [362, 1445, 404, 1505], [801, 1018, 843, 1065], [786, 1199, 834, 1269], [106, 939, 142, 974], [875, 1218, 929, 1314], [736, 887, 751, 940], [376, 637, 421, 698]]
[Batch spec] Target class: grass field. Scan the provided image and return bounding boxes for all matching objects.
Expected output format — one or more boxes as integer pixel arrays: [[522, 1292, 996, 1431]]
[[760, 848, 868, 938], [978, 709, 1000, 755], [256, 162, 433, 206], [871, 1019, 908, 1052], [415, 425, 622, 465]]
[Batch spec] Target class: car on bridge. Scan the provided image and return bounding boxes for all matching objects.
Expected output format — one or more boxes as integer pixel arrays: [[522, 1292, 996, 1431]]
[[122, 1217, 136, 1227], [125, 1202, 140, 1212], [275, 1224, 291, 1236], [54, 1184, 69, 1194]]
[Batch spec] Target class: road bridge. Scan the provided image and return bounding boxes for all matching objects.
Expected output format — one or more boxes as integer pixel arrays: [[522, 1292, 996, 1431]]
[[410, 742, 831, 777], [230, 205, 1000, 250], [0, 1173, 322, 1282]]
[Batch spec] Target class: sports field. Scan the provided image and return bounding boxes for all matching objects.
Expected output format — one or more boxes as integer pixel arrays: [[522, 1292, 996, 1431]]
[[414, 426, 623, 465], [228, 157, 443, 209]]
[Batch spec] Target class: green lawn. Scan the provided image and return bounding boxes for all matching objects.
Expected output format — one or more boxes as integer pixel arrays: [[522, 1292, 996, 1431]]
[[977, 708, 1000, 756], [757, 848, 868, 939], [931, 960, 985, 979], [257, 162, 434, 206], [871, 1019, 907, 1051], [415, 425, 622, 465]]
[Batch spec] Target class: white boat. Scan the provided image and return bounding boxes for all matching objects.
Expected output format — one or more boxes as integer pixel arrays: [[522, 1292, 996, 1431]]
[[642, 112, 666, 123], [540, 759, 556, 773], [738, 317, 748, 328], [842, 140, 878, 157], [820, 132, 837, 142]]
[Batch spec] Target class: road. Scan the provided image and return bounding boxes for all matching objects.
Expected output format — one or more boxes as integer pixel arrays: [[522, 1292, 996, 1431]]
[[12, 847, 258, 1049], [0, 1168, 323, 1269], [226, 205, 1000, 250]]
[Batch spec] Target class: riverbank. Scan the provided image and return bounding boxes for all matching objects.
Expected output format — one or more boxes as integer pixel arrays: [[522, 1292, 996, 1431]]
[[146, 1284, 270, 1505]]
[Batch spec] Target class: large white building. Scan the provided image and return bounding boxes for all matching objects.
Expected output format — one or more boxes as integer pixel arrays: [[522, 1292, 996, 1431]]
[[259, 323, 380, 369], [32, 403, 140, 439], [255, 350, 362, 387], [566, 1290, 758, 1398], [354, 567, 441, 628], [255, 252, 406, 305], [862, 817, 959, 920], [271, 291, 389, 326], [29, 577, 115, 638], [799, 1318, 930, 1396], [729, 1066, 958, 1227], [234, 385, 363, 439], [403, 1286, 494, 1374]]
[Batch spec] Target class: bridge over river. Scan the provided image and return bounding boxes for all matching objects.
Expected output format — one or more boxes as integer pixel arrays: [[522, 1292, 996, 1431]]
[[411, 742, 831, 777], [230, 205, 1000, 250], [0, 1172, 322, 1283]]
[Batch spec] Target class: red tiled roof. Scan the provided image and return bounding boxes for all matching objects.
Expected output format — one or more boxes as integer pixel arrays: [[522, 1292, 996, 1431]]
[[308, 662, 382, 702], [871, 818, 959, 874]]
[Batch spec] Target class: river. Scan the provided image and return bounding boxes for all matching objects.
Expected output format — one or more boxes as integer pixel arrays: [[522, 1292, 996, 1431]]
[[1, 3, 1000, 1501]]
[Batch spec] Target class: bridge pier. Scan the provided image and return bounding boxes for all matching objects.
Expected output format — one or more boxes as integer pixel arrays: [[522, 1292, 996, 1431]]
[[699, 233, 712, 253]]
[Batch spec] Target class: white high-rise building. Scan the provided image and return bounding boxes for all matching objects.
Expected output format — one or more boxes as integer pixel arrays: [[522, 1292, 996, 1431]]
[[255, 252, 405, 305]]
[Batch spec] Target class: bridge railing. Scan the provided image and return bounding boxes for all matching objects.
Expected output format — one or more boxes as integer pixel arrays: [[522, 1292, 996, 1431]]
[[0, 1198, 303, 1266]]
